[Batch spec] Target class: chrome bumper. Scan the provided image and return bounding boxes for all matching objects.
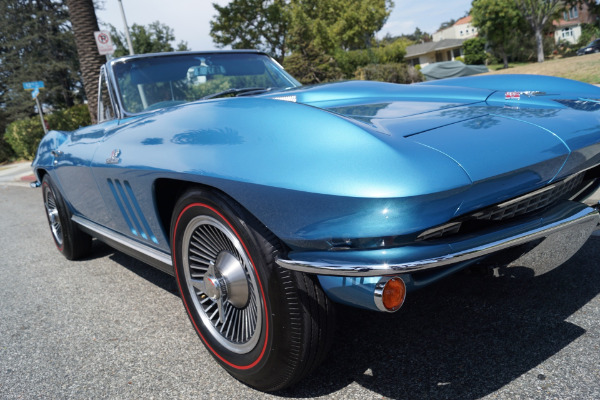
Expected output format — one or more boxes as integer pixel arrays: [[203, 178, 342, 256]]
[[275, 205, 600, 277]]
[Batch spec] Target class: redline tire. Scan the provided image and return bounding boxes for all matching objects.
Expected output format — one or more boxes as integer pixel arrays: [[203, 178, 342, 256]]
[[42, 174, 92, 260], [171, 188, 335, 391]]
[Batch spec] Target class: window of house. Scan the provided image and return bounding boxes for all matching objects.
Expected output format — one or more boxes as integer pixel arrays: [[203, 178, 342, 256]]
[[460, 30, 463, 36], [562, 27, 574, 38], [453, 48, 461, 58], [569, 7, 578, 19], [565, 7, 579, 20]]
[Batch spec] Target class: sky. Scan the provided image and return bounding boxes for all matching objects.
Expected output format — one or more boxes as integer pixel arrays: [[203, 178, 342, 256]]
[[95, 0, 474, 51]]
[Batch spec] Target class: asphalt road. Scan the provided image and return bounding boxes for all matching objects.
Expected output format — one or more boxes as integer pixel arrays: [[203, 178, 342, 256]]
[[1, 183, 599, 399]]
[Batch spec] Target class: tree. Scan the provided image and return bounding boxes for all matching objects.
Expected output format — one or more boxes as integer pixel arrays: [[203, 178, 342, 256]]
[[471, 0, 526, 68], [515, 0, 564, 62], [0, 0, 82, 123], [411, 27, 432, 43], [210, 0, 289, 62], [109, 21, 189, 57], [463, 37, 487, 64], [287, 0, 393, 54], [65, 0, 106, 123], [438, 19, 456, 31], [283, 0, 393, 83]]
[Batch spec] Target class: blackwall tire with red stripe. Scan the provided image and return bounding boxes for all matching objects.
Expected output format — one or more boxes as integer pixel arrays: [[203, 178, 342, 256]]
[[171, 188, 335, 391], [42, 174, 92, 260]]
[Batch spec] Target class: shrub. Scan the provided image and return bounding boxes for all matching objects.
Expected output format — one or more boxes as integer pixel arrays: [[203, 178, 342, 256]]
[[3, 104, 92, 160], [576, 23, 600, 49], [4, 117, 45, 160], [0, 137, 15, 164], [463, 37, 487, 65], [49, 104, 92, 131], [334, 39, 409, 79], [355, 63, 424, 84]]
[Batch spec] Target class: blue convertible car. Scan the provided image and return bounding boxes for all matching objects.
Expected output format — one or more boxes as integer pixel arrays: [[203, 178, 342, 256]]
[[32, 51, 600, 390]]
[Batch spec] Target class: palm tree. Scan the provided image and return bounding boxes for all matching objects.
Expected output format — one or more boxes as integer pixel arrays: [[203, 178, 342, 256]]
[[65, 0, 105, 123]]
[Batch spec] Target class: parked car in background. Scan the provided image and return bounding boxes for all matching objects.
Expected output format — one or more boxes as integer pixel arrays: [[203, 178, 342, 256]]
[[32, 51, 600, 391], [577, 38, 600, 55]]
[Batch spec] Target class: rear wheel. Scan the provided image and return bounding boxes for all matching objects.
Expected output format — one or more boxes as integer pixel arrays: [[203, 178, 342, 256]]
[[171, 188, 335, 391], [42, 174, 92, 260]]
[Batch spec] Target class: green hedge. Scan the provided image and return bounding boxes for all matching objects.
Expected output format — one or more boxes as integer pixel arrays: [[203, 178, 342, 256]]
[[0, 138, 15, 164], [463, 37, 487, 65], [4, 117, 44, 160], [355, 63, 424, 84], [3, 104, 91, 161]]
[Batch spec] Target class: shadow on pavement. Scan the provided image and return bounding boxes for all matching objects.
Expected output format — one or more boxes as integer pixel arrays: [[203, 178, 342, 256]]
[[85, 235, 600, 399], [277, 237, 600, 399]]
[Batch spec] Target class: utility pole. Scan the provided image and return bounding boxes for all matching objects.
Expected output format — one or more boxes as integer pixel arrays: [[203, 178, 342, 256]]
[[117, 0, 135, 55], [116, 0, 147, 108]]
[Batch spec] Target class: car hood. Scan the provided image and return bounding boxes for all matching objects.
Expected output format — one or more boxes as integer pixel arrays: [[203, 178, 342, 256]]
[[264, 79, 600, 215]]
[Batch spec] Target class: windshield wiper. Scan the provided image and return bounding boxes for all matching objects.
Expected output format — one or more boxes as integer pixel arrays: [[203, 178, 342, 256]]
[[202, 87, 271, 100]]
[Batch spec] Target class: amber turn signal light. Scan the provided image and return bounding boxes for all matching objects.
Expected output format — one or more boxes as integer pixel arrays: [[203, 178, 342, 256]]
[[374, 276, 406, 312]]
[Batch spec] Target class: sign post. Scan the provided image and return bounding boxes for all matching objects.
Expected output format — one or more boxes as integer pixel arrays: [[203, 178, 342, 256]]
[[22, 81, 47, 135]]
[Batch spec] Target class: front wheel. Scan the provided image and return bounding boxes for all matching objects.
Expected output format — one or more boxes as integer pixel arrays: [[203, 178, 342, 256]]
[[171, 188, 335, 391]]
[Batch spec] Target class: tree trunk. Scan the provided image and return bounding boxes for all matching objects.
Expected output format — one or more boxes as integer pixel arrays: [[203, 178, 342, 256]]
[[535, 26, 545, 63], [65, 0, 105, 124], [499, 45, 509, 69]]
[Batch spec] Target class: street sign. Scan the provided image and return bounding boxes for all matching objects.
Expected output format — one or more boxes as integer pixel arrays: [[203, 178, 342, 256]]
[[22, 81, 44, 91], [23, 81, 44, 99], [22, 81, 47, 134], [94, 31, 115, 55]]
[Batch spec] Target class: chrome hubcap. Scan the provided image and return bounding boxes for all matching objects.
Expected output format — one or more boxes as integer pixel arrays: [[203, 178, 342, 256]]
[[44, 186, 63, 246], [182, 215, 261, 354]]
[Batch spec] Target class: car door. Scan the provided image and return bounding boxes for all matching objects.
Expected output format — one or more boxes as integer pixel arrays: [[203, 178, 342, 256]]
[[52, 119, 121, 228]]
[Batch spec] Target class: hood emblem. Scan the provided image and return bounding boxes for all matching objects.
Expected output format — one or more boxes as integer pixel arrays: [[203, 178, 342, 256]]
[[106, 149, 121, 164], [505, 91, 546, 100]]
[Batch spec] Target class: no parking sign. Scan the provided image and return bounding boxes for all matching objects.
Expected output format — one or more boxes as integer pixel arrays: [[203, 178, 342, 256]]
[[94, 31, 115, 55]]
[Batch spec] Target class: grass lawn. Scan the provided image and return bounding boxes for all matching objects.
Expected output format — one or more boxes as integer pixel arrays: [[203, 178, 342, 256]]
[[481, 53, 600, 84]]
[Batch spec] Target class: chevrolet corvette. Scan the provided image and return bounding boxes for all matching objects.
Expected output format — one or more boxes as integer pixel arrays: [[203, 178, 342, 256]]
[[32, 51, 600, 390]]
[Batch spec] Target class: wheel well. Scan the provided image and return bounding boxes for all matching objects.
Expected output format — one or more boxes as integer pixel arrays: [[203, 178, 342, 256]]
[[35, 168, 48, 182], [154, 179, 191, 246], [153, 179, 280, 250]]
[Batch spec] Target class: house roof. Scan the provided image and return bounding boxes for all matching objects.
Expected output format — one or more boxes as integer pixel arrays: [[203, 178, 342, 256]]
[[405, 39, 466, 58], [454, 15, 472, 25]]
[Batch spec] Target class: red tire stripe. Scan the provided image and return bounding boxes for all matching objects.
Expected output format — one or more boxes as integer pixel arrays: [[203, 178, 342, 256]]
[[173, 202, 269, 370]]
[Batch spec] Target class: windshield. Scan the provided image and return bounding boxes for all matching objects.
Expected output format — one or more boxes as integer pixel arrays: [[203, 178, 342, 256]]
[[111, 53, 301, 114]]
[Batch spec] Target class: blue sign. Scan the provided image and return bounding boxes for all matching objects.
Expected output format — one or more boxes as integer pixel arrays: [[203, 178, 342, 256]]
[[31, 87, 40, 99], [23, 81, 45, 91]]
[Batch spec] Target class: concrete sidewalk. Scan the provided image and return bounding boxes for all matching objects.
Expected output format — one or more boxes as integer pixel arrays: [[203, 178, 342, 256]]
[[0, 161, 35, 187]]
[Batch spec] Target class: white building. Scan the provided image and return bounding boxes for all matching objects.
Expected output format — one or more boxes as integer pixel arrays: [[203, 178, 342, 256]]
[[432, 16, 478, 42]]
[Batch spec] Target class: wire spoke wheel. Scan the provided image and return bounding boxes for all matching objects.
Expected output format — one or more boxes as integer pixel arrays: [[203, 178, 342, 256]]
[[172, 190, 335, 391], [181, 215, 261, 354], [43, 182, 63, 246]]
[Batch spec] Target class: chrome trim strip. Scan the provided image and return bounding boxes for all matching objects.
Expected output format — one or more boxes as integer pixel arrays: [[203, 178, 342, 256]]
[[276, 206, 599, 277], [71, 216, 172, 267]]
